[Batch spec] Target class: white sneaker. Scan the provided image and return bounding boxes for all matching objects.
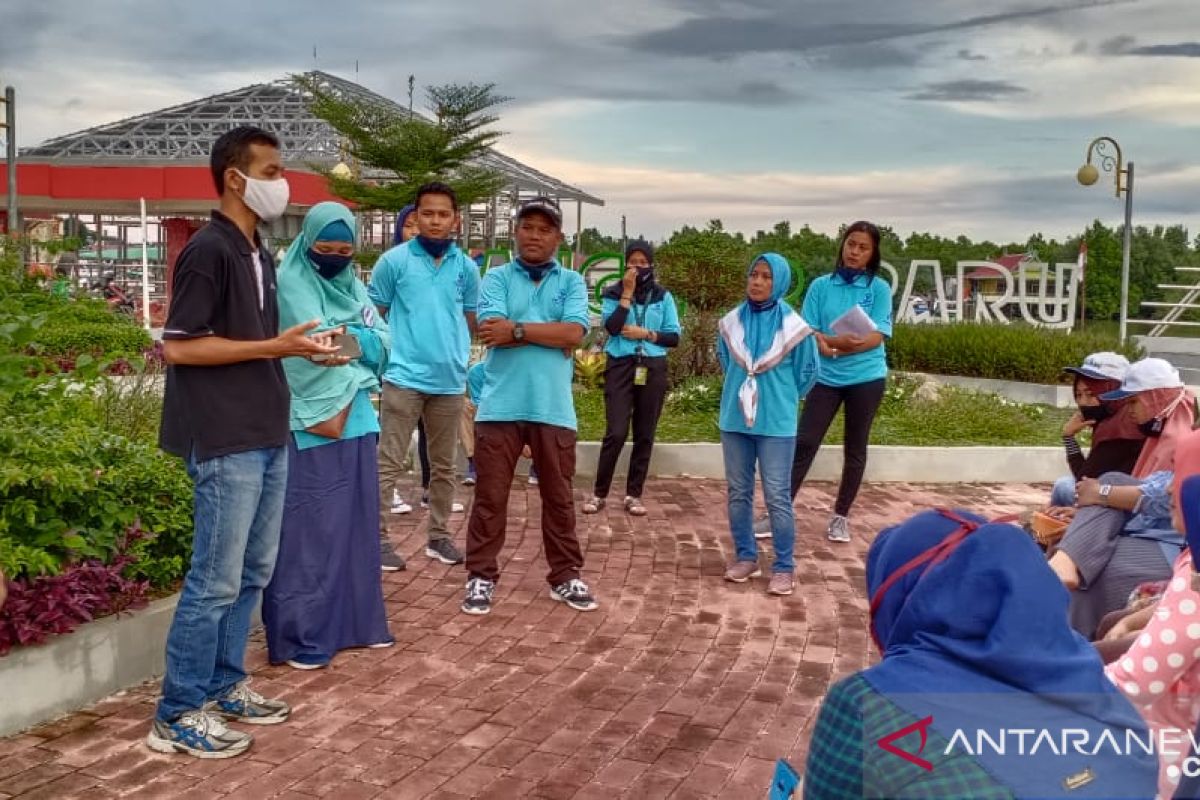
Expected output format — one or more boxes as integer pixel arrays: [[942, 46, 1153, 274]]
[[390, 490, 412, 515], [285, 659, 326, 671], [827, 515, 851, 543]]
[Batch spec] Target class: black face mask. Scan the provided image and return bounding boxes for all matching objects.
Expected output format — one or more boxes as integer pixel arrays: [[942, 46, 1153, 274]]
[[416, 234, 453, 259], [1139, 417, 1165, 438], [308, 249, 353, 280], [516, 257, 554, 282], [1081, 404, 1111, 423], [635, 267, 655, 292]]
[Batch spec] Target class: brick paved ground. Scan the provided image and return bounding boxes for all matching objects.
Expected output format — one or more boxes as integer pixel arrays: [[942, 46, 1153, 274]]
[[0, 478, 1044, 799]]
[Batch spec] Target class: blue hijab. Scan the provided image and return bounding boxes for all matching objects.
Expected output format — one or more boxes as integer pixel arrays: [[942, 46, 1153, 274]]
[[738, 253, 793, 360], [862, 509, 1157, 799], [1184, 474, 1200, 555], [393, 204, 416, 246]]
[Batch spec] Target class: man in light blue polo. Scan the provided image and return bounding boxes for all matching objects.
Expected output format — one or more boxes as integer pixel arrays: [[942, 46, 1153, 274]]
[[369, 182, 478, 568], [461, 196, 597, 616]]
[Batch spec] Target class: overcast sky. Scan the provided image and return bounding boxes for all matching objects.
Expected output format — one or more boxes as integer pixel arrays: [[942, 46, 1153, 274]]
[[3, 0, 1200, 242]]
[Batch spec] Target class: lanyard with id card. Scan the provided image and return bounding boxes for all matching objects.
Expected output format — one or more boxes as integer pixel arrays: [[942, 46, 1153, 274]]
[[633, 299, 649, 386]]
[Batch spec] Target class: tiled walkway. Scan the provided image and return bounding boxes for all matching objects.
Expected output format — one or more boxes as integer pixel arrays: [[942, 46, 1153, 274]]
[[0, 479, 1044, 799]]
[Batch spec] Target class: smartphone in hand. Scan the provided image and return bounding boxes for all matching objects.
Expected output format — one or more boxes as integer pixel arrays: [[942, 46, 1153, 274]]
[[332, 332, 362, 359], [312, 331, 361, 362]]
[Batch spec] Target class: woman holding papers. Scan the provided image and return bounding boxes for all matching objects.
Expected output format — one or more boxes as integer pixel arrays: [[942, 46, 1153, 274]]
[[718, 253, 819, 596], [782, 221, 892, 544]]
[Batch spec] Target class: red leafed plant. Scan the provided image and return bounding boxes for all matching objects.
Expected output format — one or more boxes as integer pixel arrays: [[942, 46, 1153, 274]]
[[0, 525, 151, 656]]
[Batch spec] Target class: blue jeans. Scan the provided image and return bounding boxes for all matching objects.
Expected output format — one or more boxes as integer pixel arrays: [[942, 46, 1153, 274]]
[[721, 432, 796, 574], [156, 446, 288, 722], [1051, 475, 1077, 507]]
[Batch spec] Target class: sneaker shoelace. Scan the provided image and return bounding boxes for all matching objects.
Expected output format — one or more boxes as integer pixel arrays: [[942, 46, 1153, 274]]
[[466, 579, 492, 600], [181, 710, 231, 737], [562, 579, 589, 598], [228, 682, 266, 706]]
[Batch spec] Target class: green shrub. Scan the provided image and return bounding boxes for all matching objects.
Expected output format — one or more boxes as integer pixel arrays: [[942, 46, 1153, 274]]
[[669, 307, 723, 383], [0, 414, 192, 587], [886, 323, 1143, 384], [89, 361, 166, 443], [666, 376, 722, 415], [30, 318, 151, 359]]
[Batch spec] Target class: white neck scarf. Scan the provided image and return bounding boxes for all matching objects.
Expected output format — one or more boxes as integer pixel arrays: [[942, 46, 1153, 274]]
[[719, 306, 812, 428]]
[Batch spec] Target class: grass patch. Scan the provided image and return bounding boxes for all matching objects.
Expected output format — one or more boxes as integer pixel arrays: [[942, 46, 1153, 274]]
[[574, 375, 1072, 446]]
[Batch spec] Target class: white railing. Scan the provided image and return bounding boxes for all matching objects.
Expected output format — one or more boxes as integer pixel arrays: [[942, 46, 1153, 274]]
[[1130, 266, 1200, 337]]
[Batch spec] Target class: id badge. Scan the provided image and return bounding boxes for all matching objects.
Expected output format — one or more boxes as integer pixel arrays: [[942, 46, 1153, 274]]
[[634, 366, 648, 386]]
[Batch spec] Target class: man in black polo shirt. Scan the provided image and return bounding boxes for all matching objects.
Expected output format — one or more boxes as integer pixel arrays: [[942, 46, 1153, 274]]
[[146, 126, 341, 759]]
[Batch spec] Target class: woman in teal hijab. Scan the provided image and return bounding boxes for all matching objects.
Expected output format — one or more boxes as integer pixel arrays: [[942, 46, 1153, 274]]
[[262, 201, 394, 670], [717, 253, 819, 597]]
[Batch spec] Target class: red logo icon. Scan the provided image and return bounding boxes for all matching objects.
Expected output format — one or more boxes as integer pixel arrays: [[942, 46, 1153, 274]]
[[877, 715, 935, 771]]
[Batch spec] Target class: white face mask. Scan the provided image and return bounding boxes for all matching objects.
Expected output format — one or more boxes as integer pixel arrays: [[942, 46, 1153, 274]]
[[234, 170, 290, 222]]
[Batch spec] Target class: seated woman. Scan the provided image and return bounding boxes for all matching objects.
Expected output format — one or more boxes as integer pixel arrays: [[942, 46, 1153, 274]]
[[1106, 429, 1200, 798], [803, 508, 1158, 800], [1049, 358, 1195, 639], [262, 201, 394, 670], [1049, 352, 1142, 508]]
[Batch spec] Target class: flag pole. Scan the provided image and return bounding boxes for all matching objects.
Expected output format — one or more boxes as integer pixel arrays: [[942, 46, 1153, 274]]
[[1078, 239, 1088, 331]]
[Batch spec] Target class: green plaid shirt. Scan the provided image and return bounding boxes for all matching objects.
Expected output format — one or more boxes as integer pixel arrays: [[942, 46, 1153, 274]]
[[803, 674, 1015, 800]]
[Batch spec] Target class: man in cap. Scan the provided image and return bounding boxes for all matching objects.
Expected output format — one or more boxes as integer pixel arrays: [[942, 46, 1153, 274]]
[[461, 197, 597, 616]]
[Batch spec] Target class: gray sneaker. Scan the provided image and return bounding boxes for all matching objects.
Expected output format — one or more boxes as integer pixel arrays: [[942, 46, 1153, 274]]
[[210, 681, 290, 726], [768, 573, 795, 596], [827, 515, 851, 543], [426, 538, 464, 565], [145, 711, 252, 759], [380, 545, 406, 572], [752, 516, 772, 539], [724, 561, 762, 583]]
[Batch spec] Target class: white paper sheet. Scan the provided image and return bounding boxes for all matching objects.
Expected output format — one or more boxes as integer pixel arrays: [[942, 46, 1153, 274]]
[[830, 304, 878, 337]]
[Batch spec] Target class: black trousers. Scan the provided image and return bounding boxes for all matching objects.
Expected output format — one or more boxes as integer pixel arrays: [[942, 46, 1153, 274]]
[[593, 355, 668, 499], [789, 378, 886, 517]]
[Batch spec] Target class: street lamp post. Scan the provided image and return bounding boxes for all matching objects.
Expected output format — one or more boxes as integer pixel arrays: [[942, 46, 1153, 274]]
[[1077, 136, 1134, 344]]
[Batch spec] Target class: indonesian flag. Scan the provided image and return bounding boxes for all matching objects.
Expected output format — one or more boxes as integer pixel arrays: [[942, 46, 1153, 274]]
[[1077, 241, 1087, 283]]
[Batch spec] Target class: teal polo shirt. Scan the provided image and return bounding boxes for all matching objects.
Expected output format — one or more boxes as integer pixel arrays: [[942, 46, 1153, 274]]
[[467, 361, 486, 406], [601, 290, 682, 359], [475, 262, 590, 430], [718, 333, 820, 437], [367, 239, 479, 395], [801, 271, 893, 387]]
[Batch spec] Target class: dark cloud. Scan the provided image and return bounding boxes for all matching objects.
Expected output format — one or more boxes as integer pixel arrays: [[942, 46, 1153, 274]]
[[1096, 35, 1200, 57], [626, 0, 1135, 58], [815, 44, 922, 70], [1129, 41, 1200, 57], [1099, 34, 1137, 54], [556, 78, 804, 107], [956, 48, 987, 61], [908, 79, 1027, 102], [734, 80, 799, 103], [0, 7, 56, 68]]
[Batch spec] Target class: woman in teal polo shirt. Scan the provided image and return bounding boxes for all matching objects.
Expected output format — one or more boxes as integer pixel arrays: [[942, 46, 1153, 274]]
[[786, 221, 892, 544], [582, 240, 681, 517]]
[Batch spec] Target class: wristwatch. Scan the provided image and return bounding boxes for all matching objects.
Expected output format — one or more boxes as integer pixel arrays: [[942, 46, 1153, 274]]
[[1099, 484, 1112, 506], [513, 322, 525, 342]]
